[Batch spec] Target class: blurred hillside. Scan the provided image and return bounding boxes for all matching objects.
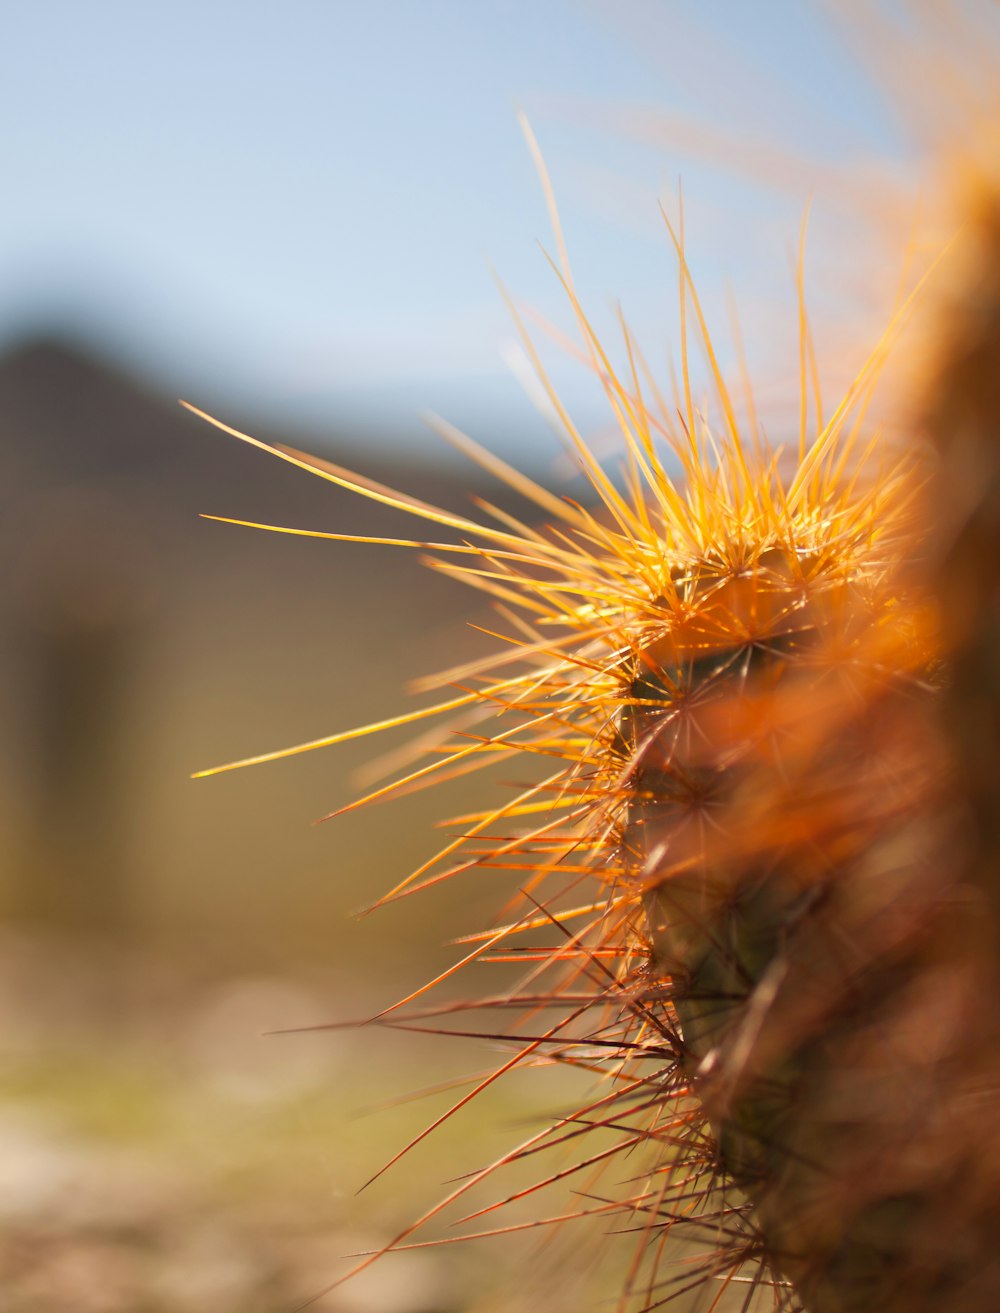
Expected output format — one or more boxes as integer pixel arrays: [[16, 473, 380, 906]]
[[0, 337, 519, 983]]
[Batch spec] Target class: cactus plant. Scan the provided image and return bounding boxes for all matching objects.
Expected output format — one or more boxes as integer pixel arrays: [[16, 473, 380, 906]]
[[191, 176, 1000, 1313]]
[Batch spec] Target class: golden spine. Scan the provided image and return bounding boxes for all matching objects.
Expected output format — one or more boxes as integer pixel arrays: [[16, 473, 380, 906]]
[[192, 187, 1000, 1313]]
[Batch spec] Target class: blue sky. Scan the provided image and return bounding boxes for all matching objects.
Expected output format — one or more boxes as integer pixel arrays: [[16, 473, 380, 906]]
[[1, 1, 917, 461]]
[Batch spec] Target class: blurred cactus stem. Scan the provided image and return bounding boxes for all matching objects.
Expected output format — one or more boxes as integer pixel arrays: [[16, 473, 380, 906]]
[[929, 183, 1000, 935]]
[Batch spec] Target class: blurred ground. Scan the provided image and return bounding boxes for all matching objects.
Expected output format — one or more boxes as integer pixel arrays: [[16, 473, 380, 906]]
[[0, 930, 631, 1313]]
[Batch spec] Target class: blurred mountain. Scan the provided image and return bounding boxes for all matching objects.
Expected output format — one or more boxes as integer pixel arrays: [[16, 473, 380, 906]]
[[0, 336, 512, 978], [0, 334, 486, 518]]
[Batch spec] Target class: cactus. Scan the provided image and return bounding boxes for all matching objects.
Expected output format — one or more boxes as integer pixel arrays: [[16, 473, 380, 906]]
[[191, 185, 1000, 1313]]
